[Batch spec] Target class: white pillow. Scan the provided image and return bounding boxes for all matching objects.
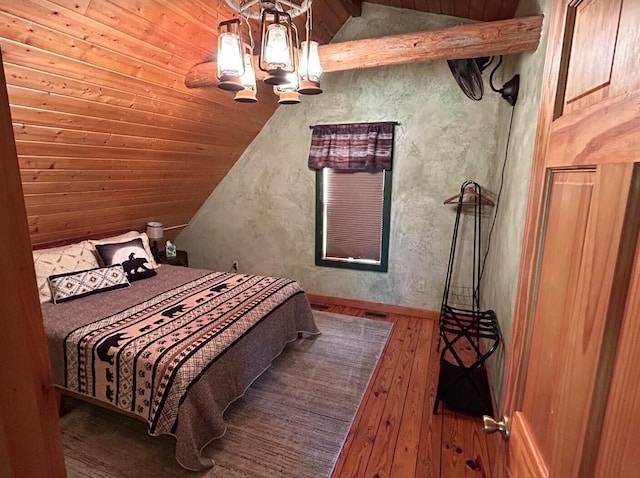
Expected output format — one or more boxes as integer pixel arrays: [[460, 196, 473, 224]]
[[89, 231, 159, 269], [32, 240, 101, 303]]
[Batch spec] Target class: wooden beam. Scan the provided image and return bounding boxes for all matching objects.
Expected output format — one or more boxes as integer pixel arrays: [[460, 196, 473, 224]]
[[322, 15, 543, 69], [185, 15, 543, 89]]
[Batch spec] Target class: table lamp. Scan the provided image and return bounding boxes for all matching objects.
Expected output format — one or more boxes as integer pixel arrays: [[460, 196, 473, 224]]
[[146, 221, 163, 261]]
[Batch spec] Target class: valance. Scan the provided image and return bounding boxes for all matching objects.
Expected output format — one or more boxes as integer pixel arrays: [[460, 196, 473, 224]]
[[307, 122, 395, 171]]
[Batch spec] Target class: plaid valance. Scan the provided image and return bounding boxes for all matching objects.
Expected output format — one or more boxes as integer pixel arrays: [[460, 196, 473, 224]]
[[307, 122, 395, 171]]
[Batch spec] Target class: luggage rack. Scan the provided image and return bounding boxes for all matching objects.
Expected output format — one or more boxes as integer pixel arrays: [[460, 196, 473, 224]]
[[433, 305, 500, 415], [433, 181, 501, 416]]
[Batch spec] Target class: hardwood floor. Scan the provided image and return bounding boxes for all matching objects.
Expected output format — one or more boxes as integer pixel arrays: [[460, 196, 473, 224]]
[[315, 304, 497, 478]]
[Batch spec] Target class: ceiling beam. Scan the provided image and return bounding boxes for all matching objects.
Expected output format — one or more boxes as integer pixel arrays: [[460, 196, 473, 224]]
[[185, 15, 543, 89]]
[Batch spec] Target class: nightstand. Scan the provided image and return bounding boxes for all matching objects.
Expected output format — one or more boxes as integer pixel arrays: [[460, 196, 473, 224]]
[[157, 249, 189, 267]]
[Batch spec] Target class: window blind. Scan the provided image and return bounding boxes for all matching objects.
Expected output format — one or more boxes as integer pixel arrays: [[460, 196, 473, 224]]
[[324, 169, 385, 262]]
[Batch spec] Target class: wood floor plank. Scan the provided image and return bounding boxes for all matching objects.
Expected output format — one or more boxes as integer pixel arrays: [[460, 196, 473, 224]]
[[363, 317, 421, 477], [416, 321, 444, 478], [442, 411, 493, 477], [441, 409, 469, 477], [332, 317, 411, 477], [461, 411, 493, 477], [389, 318, 434, 477], [328, 303, 494, 478]]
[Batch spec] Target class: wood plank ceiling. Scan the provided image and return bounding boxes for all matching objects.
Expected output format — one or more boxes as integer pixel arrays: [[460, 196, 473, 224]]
[[0, 0, 519, 246], [363, 1, 518, 22]]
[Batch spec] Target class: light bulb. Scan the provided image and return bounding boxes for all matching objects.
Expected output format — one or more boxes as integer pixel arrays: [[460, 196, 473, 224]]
[[300, 41, 322, 81], [264, 24, 291, 68], [239, 53, 257, 89], [218, 32, 243, 75]]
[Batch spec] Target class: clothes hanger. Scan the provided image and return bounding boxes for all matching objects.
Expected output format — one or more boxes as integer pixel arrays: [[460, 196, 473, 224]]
[[443, 186, 494, 206]]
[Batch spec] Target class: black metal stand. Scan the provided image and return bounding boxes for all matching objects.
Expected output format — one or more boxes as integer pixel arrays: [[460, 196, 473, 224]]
[[434, 181, 501, 416]]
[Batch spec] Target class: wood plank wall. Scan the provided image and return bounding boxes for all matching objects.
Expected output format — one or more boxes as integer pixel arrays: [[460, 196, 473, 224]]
[[0, 0, 287, 246]]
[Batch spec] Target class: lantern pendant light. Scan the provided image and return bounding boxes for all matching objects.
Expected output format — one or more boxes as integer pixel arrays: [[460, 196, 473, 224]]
[[234, 43, 258, 103], [298, 2, 322, 95], [259, 9, 296, 85], [298, 40, 322, 95], [216, 18, 245, 91], [274, 71, 300, 105]]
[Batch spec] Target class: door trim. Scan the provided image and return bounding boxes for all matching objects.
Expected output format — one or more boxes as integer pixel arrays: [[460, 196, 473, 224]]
[[494, 2, 575, 475]]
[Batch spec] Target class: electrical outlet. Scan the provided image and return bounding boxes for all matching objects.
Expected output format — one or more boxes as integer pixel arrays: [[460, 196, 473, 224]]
[[417, 280, 426, 293]]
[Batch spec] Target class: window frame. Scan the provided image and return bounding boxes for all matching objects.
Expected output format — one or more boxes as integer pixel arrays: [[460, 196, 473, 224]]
[[314, 168, 392, 272]]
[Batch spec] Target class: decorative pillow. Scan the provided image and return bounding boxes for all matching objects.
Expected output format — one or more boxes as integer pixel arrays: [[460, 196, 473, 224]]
[[90, 231, 159, 269], [33, 240, 101, 303], [48, 265, 130, 304], [95, 238, 157, 282]]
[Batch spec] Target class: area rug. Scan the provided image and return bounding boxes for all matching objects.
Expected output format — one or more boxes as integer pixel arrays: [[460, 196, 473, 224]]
[[59, 311, 393, 477]]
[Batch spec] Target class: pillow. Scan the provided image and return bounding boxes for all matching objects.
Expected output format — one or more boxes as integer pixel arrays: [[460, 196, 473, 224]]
[[48, 265, 130, 304], [33, 240, 101, 303], [95, 238, 157, 282], [90, 231, 159, 269]]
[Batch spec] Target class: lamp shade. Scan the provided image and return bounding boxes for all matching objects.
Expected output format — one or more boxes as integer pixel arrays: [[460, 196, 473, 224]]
[[146, 221, 164, 240]]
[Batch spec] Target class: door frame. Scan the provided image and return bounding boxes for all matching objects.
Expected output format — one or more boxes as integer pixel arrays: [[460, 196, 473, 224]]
[[0, 50, 67, 477], [494, 1, 575, 474]]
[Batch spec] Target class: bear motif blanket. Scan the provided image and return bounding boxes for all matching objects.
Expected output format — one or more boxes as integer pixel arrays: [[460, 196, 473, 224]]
[[63, 271, 303, 435]]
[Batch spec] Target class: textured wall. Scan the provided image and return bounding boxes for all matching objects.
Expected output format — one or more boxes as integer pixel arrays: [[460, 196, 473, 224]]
[[479, 0, 554, 408], [177, 3, 506, 311]]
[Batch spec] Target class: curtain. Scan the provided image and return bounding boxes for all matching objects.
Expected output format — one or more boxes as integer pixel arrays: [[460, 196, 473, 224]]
[[307, 122, 395, 171]]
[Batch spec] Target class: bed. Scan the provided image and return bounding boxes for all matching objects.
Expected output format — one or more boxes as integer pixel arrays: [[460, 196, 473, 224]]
[[36, 235, 319, 471]]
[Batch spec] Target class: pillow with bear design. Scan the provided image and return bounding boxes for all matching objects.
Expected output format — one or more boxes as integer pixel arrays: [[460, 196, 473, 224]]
[[95, 237, 157, 282]]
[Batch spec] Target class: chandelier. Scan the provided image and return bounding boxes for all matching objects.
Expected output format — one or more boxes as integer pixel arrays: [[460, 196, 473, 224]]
[[216, 0, 323, 104]]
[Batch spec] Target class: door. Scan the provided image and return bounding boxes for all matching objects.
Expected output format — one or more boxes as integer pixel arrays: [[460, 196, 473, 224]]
[[494, 1, 640, 477]]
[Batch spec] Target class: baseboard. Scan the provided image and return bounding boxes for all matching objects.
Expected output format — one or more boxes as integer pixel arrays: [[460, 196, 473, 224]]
[[306, 293, 438, 320]]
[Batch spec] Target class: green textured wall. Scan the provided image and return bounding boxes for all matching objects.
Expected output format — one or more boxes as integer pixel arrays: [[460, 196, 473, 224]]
[[177, 3, 506, 311], [479, 0, 554, 409]]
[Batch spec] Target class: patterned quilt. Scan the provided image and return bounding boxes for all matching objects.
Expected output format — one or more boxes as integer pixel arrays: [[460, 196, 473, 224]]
[[63, 271, 303, 435]]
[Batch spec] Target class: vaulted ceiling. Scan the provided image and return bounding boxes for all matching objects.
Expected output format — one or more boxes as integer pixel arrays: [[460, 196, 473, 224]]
[[232, 1, 521, 53], [0, 0, 521, 246]]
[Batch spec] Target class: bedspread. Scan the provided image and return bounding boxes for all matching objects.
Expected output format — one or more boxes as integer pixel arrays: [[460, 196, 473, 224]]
[[42, 265, 320, 469], [64, 271, 301, 434]]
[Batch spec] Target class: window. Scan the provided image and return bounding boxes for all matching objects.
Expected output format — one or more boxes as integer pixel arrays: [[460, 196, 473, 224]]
[[308, 121, 395, 272], [315, 168, 392, 271]]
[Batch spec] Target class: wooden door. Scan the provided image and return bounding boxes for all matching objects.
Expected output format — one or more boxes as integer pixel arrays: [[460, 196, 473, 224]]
[[495, 1, 640, 477]]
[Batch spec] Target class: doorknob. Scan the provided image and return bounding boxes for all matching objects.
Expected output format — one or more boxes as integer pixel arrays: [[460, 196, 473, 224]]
[[482, 415, 510, 440]]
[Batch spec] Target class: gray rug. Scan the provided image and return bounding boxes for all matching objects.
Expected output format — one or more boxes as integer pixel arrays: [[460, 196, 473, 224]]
[[60, 311, 392, 477]]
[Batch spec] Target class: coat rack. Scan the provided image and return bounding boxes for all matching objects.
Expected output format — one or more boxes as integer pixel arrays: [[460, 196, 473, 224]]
[[434, 180, 501, 416]]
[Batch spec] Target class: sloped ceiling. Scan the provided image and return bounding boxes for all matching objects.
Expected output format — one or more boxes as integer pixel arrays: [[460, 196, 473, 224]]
[[0, 0, 519, 246], [366, 1, 518, 22]]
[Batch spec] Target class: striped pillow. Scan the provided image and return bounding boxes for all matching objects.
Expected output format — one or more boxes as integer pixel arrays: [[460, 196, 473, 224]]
[[48, 265, 130, 304]]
